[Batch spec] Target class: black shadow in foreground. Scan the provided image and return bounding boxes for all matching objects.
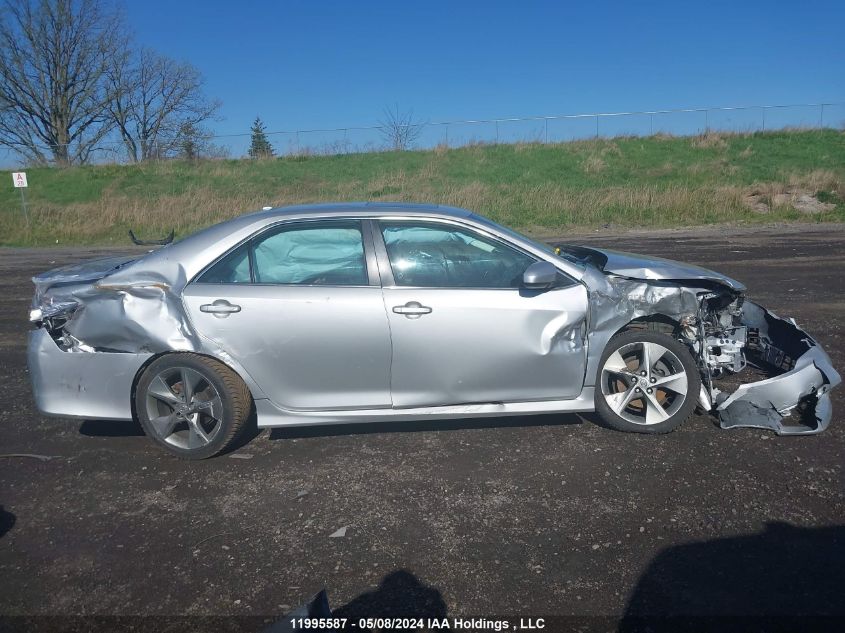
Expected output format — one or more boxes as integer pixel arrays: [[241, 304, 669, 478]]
[[333, 569, 447, 624], [265, 570, 446, 633], [0, 505, 15, 539], [620, 522, 845, 632]]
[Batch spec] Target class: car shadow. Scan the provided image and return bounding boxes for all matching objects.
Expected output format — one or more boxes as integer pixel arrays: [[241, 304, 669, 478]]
[[268, 412, 587, 441], [76, 409, 591, 449], [619, 521, 845, 632], [78, 405, 264, 455], [0, 505, 16, 539], [78, 418, 146, 437]]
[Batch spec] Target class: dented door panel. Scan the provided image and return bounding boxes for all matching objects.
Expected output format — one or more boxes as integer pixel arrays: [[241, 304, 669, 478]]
[[384, 285, 589, 407]]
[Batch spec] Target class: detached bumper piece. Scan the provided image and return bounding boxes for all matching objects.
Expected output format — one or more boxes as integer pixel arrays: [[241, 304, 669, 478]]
[[716, 302, 840, 435]]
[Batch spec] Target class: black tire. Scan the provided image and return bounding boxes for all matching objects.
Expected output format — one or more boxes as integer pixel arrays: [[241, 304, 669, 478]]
[[594, 329, 700, 434], [135, 353, 252, 459]]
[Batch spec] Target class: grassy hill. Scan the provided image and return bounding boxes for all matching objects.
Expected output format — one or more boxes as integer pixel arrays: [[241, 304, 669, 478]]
[[1, 128, 843, 246]]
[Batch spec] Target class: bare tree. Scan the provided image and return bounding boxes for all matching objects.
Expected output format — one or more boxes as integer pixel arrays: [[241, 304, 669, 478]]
[[107, 47, 221, 161], [0, 0, 122, 165], [378, 104, 425, 151]]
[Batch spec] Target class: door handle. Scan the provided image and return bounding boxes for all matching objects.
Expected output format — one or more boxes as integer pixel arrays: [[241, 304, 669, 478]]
[[392, 301, 432, 319], [200, 299, 241, 318]]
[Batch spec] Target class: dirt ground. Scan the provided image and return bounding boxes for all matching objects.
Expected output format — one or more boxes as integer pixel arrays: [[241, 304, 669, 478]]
[[1, 223, 844, 630]]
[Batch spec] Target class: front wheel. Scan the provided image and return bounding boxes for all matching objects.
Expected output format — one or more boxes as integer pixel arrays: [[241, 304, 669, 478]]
[[595, 330, 700, 434], [135, 353, 252, 459]]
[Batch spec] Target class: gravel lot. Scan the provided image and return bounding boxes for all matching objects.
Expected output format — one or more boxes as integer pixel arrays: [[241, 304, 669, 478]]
[[1, 224, 843, 630]]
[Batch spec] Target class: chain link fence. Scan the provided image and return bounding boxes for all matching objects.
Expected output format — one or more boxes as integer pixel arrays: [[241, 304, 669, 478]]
[[2, 102, 843, 168]]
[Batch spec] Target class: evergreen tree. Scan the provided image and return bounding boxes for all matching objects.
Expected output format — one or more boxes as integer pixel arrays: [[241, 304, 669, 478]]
[[177, 121, 199, 160], [249, 117, 274, 158]]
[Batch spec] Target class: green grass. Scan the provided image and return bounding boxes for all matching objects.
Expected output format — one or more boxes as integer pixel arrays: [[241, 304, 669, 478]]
[[1, 129, 844, 246]]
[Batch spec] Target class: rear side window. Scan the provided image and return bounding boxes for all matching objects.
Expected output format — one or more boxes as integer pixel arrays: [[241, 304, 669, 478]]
[[197, 221, 368, 286], [252, 223, 366, 285], [198, 245, 251, 283]]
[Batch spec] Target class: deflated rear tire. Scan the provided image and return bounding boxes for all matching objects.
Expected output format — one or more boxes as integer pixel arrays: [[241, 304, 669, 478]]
[[135, 353, 252, 459], [595, 330, 700, 434]]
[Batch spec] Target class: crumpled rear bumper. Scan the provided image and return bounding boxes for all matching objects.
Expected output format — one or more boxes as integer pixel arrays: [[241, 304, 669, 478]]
[[27, 328, 152, 421], [716, 302, 841, 435]]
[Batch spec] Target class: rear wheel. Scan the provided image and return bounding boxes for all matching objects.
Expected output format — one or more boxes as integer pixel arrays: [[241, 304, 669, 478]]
[[135, 354, 252, 459], [595, 330, 700, 434]]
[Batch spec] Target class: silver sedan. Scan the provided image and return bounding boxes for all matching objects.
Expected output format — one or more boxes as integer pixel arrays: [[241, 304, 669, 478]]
[[28, 203, 840, 458]]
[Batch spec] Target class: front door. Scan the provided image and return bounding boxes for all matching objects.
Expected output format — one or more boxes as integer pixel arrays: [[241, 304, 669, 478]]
[[375, 220, 589, 408]]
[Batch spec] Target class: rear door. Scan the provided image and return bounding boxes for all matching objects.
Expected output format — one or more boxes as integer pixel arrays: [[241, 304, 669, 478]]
[[373, 219, 589, 408], [182, 219, 392, 410]]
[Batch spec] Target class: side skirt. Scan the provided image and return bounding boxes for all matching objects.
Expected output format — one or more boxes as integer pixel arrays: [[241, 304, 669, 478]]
[[254, 388, 596, 428]]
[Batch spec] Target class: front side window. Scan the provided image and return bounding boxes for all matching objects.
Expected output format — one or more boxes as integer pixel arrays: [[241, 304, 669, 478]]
[[380, 222, 536, 288], [197, 221, 368, 285]]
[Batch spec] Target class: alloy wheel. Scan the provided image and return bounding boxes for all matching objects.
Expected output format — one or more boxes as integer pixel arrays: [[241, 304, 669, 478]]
[[599, 341, 689, 425], [143, 366, 224, 449]]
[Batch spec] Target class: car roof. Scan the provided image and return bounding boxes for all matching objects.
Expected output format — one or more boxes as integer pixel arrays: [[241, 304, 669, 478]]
[[105, 201, 587, 290], [241, 201, 473, 221], [104, 203, 474, 288]]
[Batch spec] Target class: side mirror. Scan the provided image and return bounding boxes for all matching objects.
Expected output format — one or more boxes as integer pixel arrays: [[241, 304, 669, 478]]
[[522, 261, 558, 290]]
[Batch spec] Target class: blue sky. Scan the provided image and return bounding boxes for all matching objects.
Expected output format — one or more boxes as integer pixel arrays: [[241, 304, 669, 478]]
[[124, 0, 844, 154]]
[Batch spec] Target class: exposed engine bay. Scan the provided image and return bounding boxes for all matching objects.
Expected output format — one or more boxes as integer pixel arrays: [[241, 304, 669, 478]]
[[558, 244, 841, 435], [696, 291, 747, 377], [695, 291, 838, 434]]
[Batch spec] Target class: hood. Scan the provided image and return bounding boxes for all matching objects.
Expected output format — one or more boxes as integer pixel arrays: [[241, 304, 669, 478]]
[[32, 255, 139, 302], [556, 245, 745, 292]]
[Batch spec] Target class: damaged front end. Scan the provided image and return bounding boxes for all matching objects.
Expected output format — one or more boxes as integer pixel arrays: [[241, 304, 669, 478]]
[[671, 279, 840, 435], [707, 301, 840, 435], [560, 244, 841, 436]]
